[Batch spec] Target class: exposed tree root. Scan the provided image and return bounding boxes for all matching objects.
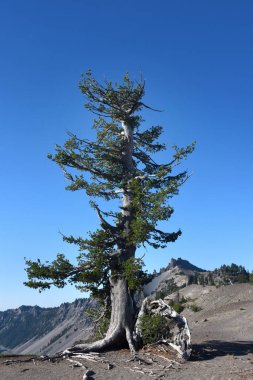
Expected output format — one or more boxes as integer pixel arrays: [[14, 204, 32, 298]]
[[65, 275, 137, 355]]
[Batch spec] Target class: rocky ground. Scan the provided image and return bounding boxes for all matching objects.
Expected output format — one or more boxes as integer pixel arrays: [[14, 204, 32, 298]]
[[1, 283, 253, 379]]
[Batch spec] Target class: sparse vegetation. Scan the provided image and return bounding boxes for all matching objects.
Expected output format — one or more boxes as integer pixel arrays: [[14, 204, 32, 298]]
[[155, 279, 186, 300], [169, 301, 185, 313], [188, 303, 202, 312], [167, 295, 186, 313], [86, 306, 111, 340], [44, 326, 72, 347], [139, 314, 172, 345], [93, 315, 111, 340]]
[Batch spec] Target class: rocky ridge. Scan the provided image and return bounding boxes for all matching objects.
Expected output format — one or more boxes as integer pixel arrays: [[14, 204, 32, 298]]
[[0, 298, 95, 355]]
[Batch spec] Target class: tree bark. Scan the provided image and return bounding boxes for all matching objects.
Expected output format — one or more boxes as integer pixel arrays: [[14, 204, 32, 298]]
[[65, 120, 139, 355], [120, 120, 136, 260], [65, 275, 136, 354]]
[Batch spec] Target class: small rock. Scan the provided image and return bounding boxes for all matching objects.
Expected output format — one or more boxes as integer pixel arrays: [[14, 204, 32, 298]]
[[107, 363, 113, 370], [83, 369, 95, 380]]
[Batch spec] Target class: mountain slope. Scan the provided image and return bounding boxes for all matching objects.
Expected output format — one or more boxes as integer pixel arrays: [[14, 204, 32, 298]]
[[0, 298, 95, 355], [144, 257, 206, 297]]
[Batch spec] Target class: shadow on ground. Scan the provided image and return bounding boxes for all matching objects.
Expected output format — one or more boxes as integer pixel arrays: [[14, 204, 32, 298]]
[[191, 340, 253, 361]]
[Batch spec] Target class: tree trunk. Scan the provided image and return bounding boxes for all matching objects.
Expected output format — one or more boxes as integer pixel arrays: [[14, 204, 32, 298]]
[[65, 275, 137, 354], [65, 120, 139, 355], [120, 120, 135, 258]]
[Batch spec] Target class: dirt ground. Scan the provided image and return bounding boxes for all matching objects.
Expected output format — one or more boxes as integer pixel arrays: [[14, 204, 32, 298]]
[[1, 284, 253, 379], [1, 345, 253, 380]]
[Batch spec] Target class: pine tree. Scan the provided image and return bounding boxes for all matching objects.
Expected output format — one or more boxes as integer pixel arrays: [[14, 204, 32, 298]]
[[24, 71, 195, 352]]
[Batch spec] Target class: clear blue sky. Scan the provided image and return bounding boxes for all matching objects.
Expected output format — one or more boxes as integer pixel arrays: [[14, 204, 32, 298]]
[[1, 0, 253, 310]]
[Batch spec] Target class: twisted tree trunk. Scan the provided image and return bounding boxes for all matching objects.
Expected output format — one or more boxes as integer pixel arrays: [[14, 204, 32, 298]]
[[65, 275, 136, 354]]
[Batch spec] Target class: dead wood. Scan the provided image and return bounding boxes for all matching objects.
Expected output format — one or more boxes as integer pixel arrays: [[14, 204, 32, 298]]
[[135, 298, 192, 360]]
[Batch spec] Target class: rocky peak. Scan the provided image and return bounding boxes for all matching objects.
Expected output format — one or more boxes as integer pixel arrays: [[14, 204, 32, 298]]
[[167, 258, 206, 273]]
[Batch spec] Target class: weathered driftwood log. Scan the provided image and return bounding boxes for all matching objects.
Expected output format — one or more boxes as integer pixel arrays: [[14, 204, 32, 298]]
[[135, 298, 191, 360]]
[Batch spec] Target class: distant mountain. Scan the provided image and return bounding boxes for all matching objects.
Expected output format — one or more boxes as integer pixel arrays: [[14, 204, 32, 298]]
[[143, 258, 207, 297], [0, 298, 95, 355], [144, 258, 251, 298], [167, 258, 206, 273]]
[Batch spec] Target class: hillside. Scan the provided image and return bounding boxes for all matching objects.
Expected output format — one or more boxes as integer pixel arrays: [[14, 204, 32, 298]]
[[144, 258, 252, 298], [0, 298, 95, 355], [174, 282, 253, 343]]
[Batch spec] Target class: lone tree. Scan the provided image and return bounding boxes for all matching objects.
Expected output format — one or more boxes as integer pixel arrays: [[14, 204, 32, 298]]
[[25, 71, 194, 354]]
